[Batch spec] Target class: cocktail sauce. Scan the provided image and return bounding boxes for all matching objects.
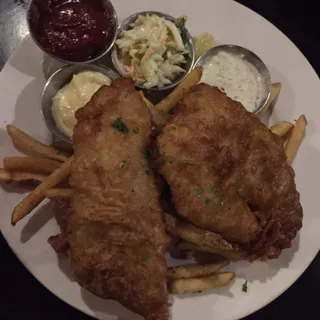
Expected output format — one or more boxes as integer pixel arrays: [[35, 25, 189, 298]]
[[28, 0, 116, 62]]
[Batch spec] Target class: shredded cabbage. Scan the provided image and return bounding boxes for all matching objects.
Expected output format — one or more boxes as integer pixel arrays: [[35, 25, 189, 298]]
[[115, 14, 189, 88]]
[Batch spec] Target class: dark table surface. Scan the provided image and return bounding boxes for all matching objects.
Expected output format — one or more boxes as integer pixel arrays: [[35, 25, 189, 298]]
[[1, 1, 319, 319]]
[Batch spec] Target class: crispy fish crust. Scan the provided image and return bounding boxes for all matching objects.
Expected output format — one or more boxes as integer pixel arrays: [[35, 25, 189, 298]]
[[69, 79, 169, 320], [156, 84, 302, 259]]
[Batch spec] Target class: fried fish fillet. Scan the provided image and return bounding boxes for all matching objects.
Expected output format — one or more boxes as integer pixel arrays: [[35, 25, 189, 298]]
[[156, 84, 302, 259], [69, 79, 169, 320]]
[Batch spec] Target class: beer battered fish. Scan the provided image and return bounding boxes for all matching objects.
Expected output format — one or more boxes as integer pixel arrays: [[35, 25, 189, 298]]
[[69, 79, 169, 320], [155, 84, 302, 260]]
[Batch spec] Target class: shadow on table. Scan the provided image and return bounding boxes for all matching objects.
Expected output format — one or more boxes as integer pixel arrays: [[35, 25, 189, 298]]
[[57, 253, 75, 283], [231, 233, 300, 284], [8, 35, 43, 78], [11, 77, 47, 131], [260, 65, 296, 127], [81, 287, 143, 320], [20, 200, 54, 243]]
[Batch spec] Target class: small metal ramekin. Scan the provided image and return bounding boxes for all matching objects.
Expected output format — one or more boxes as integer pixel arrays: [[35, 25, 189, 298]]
[[195, 45, 271, 113], [41, 64, 120, 144], [27, 0, 118, 64], [111, 11, 195, 91]]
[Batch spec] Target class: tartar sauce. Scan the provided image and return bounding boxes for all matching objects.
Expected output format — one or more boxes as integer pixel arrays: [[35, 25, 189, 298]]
[[52, 71, 111, 137], [201, 51, 266, 112]]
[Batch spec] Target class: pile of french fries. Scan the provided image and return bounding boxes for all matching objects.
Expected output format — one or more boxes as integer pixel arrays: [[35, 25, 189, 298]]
[[1, 125, 73, 225], [168, 261, 234, 294], [0, 67, 307, 295]]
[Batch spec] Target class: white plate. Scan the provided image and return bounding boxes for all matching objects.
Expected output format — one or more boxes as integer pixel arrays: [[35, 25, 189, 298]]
[[0, 1, 319, 319]]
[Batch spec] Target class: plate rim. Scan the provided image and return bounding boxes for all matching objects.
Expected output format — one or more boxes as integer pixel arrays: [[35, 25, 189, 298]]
[[1, 1, 320, 319]]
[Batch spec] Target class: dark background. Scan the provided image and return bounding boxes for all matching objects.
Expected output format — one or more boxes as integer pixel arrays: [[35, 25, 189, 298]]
[[1, 1, 319, 319]]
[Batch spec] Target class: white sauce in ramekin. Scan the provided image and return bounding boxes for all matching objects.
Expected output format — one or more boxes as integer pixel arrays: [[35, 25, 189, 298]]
[[201, 51, 267, 112]]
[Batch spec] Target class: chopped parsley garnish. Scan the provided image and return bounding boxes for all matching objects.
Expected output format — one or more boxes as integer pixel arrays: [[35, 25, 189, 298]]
[[112, 118, 128, 133], [145, 169, 151, 175], [196, 187, 204, 197], [239, 139, 245, 144], [142, 255, 149, 262], [242, 280, 248, 293], [220, 201, 224, 208], [132, 188, 135, 193], [162, 157, 168, 164], [204, 198, 212, 205], [217, 176, 223, 185], [132, 127, 139, 134], [141, 149, 151, 160], [211, 187, 218, 195], [119, 161, 126, 168]]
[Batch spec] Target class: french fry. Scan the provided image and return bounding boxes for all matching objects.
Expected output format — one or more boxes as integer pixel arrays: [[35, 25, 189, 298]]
[[139, 91, 169, 126], [45, 188, 73, 200], [3, 157, 61, 174], [176, 240, 242, 260], [165, 213, 233, 251], [155, 67, 203, 113], [6, 125, 69, 162], [11, 156, 74, 225], [169, 272, 235, 294], [168, 260, 229, 280], [0, 168, 46, 183], [257, 82, 281, 116], [270, 121, 293, 137], [285, 115, 307, 163]]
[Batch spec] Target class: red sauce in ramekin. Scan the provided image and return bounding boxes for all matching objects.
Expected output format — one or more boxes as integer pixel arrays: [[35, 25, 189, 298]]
[[28, 0, 117, 62]]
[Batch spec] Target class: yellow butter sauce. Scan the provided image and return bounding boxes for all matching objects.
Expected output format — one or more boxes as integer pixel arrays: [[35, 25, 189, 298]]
[[52, 71, 111, 137]]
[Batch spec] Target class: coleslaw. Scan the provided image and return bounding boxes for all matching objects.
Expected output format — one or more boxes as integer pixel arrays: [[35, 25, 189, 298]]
[[115, 14, 189, 89]]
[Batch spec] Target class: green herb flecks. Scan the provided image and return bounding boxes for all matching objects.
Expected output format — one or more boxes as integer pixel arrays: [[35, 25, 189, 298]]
[[217, 176, 223, 185], [162, 157, 168, 164], [242, 280, 248, 293], [141, 149, 151, 161], [143, 256, 149, 262], [211, 177, 223, 195], [112, 118, 129, 133], [119, 161, 126, 168], [132, 127, 139, 134], [239, 139, 245, 144], [196, 187, 204, 197], [204, 198, 212, 205], [145, 169, 151, 176], [211, 187, 218, 195]]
